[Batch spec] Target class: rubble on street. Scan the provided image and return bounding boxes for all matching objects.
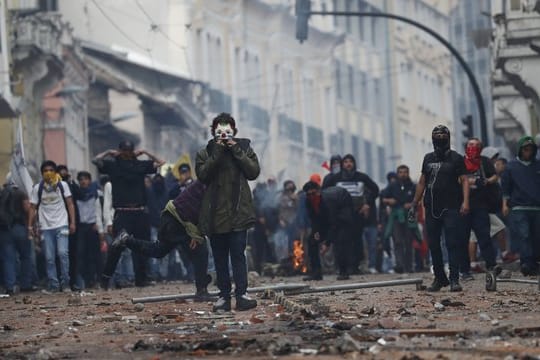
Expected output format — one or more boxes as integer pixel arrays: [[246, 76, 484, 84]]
[[1, 272, 540, 359]]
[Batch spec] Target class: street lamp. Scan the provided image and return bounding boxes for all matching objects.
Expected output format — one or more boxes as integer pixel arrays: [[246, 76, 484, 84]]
[[294, 1, 489, 145]]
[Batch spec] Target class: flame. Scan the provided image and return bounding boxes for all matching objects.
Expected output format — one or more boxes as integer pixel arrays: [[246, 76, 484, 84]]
[[292, 240, 307, 273]]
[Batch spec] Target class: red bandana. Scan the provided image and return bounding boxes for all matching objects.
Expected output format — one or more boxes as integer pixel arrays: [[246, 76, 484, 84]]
[[464, 145, 482, 172]]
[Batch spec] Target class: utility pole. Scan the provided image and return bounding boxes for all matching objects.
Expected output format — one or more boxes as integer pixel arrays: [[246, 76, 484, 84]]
[[294, 1, 489, 145]]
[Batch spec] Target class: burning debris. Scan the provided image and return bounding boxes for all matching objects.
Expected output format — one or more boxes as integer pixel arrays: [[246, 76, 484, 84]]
[[292, 240, 307, 274]]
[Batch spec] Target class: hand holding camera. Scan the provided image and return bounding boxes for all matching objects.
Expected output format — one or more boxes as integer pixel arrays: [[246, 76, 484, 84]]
[[215, 129, 236, 147]]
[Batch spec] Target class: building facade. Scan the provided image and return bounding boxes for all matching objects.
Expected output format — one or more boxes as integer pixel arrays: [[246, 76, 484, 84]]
[[385, 0, 456, 176], [449, 0, 495, 147], [491, 0, 540, 150]]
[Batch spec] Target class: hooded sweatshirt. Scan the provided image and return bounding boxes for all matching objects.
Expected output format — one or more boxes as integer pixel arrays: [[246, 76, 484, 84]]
[[501, 136, 540, 209], [324, 154, 380, 225]]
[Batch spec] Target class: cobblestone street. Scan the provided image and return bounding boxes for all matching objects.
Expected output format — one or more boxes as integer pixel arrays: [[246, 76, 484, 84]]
[[1, 270, 539, 359]]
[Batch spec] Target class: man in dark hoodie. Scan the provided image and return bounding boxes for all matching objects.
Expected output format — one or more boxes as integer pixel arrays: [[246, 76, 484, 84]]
[[410, 125, 469, 292], [324, 154, 379, 275], [501, 136, 540, 276], [196, 113, 260, 312], [322, 155, 342, 188], [303, 181, 355, 280]]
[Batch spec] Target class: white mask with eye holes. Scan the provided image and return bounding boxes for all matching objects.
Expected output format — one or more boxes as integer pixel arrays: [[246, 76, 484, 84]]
[[215, 123, 234, 141]]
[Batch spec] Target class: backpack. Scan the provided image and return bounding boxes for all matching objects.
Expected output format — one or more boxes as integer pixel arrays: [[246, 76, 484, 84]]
[[37, 180, 67, 211], [0, 187, 15, 229]]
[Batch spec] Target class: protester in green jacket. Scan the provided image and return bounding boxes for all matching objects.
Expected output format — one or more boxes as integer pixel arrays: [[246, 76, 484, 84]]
[[196, 113, 260, 312]]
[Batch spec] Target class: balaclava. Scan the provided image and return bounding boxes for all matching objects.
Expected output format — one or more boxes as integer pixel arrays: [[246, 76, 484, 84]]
[[329, 154, 342, 175], [432, 125, 451, 159]]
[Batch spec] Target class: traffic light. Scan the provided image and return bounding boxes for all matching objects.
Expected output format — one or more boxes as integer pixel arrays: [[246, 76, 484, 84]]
[[296, 0, 311, 43], [462, 115, 473, 139]]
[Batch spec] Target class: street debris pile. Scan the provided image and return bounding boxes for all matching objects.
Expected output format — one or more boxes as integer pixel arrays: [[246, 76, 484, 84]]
[[1, 273, 540, 359]]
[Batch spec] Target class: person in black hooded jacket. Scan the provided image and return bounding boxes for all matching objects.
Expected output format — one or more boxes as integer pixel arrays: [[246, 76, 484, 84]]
[[303, 181, 355, 280], [323, 154, 379, 274]]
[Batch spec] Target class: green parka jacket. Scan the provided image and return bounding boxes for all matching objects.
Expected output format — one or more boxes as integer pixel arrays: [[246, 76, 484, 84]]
[[195, 138, 260, 235]]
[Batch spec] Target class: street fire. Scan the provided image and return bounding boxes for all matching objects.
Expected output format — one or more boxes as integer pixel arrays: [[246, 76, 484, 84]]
[[292, 240, 307, 273]]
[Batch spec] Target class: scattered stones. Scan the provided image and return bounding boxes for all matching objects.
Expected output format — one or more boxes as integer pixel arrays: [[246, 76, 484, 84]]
[[335, 333, 364, 353], [67, 297, 82, 306], [332, 321, 354, 331], [22, 296, 32, 304], [434, 303, 445, 311], [72, 320, 85, 327], [479, 313, 491, 321], [134, 303, 145, 312], [440, 299, 466, 307], [35, 348, 56, 360]]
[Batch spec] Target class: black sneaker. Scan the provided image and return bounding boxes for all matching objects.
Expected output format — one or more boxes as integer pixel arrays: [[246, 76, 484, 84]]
[[520, 264, 539, 277], [336, 274, 350, 281], [212, 297, 231, 312], [236, 294, 257, 311], [194, 289, 216, 302], [450, 280, 463, 292], [20, 286, 38, 293], [302, 274, 323, 281], [100, 275, 111, 290], [427, 277, 450, 292], [111, 229, 130, 248]]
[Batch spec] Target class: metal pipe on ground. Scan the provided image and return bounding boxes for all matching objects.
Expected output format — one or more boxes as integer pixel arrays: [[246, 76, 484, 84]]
[[131, 283, 309, 304], [297, 278, 425, 294]]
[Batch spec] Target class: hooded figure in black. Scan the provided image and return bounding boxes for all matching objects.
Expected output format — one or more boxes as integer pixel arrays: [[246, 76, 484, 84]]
[[303, 181, 355, 280], [324, 154, 379, 273], [322, 154, 342, 188]]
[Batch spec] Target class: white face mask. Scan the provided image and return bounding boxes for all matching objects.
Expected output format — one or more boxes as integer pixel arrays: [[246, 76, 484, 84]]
[[331, 164, 341, 174], [215, 123, 234, 141]]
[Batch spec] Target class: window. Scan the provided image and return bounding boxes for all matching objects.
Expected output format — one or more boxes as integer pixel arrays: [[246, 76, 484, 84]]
[[360, 71, 367, 110], [377, 145, 385, 182], [374, 78, 382, 115], [308, 126, 324, 149], [364, 140, 373, 176], [336, 61, 342, 100], [348, 64, 355, 105]]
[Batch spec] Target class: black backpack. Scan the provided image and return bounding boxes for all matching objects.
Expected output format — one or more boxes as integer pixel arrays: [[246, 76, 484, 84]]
[[0, 186, 15, 229]]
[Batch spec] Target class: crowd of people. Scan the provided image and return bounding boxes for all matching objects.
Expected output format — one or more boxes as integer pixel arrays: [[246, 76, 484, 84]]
[[0, 113, 539, 310]]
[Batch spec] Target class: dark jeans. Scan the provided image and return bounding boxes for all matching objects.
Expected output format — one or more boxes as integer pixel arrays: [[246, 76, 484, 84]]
[[0, 224, 33, 290], [76, 223, 101, 288], [393, 221, 414, 273], [334, 225, 353, 276], [126, 212, 209, 291], [210, 231, 248, 298], [425, 208, 464, 282], [68, 232, 77, 288], [306, 232, 322, 277], [462, 207, 497, 271], [103, 210, 150, 286], [509, 210, 540, 269], [349, 213, 364, 271]]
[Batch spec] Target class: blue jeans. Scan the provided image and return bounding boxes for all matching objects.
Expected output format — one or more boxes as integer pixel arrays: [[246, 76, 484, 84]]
[[509, 210, 540, 269], [363, 226, 378, 269], [0, 224, 33, 290], [41, 226, 70, 290], [425, 209, 465, 282], [210, 231, 248, 298]]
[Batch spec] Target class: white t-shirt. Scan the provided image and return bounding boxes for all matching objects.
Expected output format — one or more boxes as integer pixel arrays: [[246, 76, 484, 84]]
[[30, 181, 72, 230]]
